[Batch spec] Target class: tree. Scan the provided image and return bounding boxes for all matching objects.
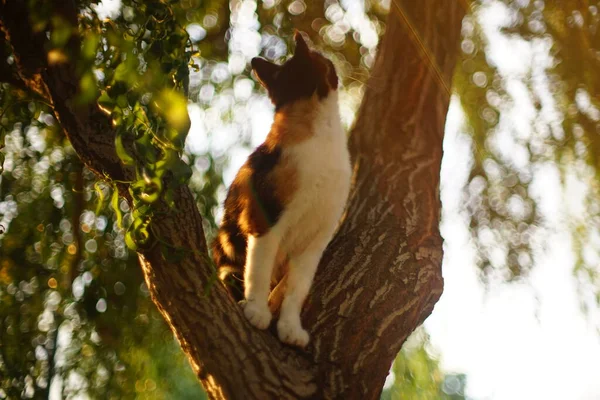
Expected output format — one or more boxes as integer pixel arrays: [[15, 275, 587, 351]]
[[0, 0, 465, 398]]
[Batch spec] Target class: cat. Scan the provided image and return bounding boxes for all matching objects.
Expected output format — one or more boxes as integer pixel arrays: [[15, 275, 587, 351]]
[[211, 31, 351, 348]]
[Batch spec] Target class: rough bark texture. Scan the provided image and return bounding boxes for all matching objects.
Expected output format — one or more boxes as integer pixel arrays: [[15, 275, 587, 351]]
[[0, 0, 465, 398], [306, 2, 465, 397]]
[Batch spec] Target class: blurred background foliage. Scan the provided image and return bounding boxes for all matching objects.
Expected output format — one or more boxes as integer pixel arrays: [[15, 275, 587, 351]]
[[456, 0, 600, 308], [380, 329, 467, 400], [1, 0, 599, 398]]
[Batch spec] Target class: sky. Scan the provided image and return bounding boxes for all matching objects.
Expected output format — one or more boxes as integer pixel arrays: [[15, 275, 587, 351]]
[[90, 1, 600, 399]]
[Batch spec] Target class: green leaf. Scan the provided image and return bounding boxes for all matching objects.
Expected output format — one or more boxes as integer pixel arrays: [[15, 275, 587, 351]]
[[115, 134, 136, 165], [116, 95, 128, 109], [140, 175, 162, 204], [94, 182, 106, 216], [151, 89, 190, 149], [171, 158, 192, 184], [164, 127, 186, 151], [78, 72, 98, 105], [125, 228, 138, 251], [164, 188, 176, 209], [50, 16, 72, 48], [111, 109, 123, 126], [155, 149, 178, 174], [97, 92, 115, 114], [111, 188, 123, 229], [82, 32, 100, 60], [134, 134, 157, 164], [113, 56, 138, 83], [125, 217, 151, 251]]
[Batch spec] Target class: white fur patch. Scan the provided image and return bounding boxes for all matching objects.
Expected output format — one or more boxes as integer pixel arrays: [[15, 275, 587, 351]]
[[276, 91, 351, 259]]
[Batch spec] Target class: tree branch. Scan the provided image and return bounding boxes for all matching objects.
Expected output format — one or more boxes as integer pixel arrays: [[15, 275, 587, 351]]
[[0, 1, 49, 98], [302, 1, 465, 397], [0, 30, 28, 91], [0, 0, 466, 397]]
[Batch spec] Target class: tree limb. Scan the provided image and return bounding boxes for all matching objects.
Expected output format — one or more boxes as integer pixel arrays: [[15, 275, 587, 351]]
[[0, 0, 466, 397], [303, 1, 465, 397]]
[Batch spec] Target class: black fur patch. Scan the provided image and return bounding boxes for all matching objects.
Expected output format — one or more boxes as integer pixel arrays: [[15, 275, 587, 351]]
[[252, 33, 336, 110], [211, 144, 284, 298], [211, 230, 245, 301], [246, 144, 283, 232]]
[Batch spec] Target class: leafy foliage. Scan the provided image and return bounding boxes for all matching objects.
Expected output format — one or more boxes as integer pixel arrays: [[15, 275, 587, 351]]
[[381, 330, 467, 400]]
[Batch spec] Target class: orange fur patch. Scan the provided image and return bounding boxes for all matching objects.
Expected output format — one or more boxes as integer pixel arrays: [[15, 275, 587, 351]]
[[235, 155, 298, 236], [218, 231, 236, 260], [268, 274, 287, 314], [267, 94, 319, 147]]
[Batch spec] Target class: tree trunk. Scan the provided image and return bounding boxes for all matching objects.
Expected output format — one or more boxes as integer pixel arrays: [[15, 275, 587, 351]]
[[306, 2, 465, 397], [0, 0, 465, 398]]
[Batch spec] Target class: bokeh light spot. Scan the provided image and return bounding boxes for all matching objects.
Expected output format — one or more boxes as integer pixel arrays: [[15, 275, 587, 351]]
[[47, 278, 57, 289], [96, 298, 107, 313]]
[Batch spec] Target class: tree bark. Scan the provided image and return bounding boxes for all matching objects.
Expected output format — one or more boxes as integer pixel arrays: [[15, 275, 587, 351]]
[[306, 2, 465, 397], [0, 0, 465, 398]]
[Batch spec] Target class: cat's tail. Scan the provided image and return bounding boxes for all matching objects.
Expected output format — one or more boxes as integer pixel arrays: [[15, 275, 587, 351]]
[[211, 224, 247, 301]]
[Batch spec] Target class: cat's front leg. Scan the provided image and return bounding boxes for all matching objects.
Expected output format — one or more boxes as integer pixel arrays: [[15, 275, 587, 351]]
[[277, 242, 326, 347], [243, 230, 280, 329]]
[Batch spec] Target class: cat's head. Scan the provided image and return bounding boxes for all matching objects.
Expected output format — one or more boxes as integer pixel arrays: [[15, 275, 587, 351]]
[[251, 32, 338, 110]]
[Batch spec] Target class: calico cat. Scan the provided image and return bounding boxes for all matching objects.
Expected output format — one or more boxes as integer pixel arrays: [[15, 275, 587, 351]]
[[211, 32, 351, 347]]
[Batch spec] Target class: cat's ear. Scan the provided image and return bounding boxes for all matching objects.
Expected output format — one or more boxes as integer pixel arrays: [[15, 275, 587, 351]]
[[294, 31, 310, 59], [251, 57, 281, 88]]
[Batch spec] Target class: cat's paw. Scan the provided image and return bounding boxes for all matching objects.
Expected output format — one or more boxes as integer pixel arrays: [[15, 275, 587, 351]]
[[277, 319, 310, 348], [242, 300, 272, 330]]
